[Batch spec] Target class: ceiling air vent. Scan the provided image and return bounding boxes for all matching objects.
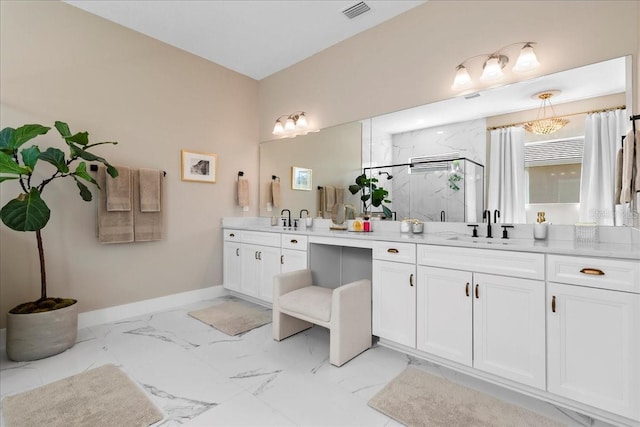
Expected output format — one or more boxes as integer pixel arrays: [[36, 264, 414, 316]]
[[342, 2, 371, 19]]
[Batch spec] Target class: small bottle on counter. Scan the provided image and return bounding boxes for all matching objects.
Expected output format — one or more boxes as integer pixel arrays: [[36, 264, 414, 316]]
[[363, 216, 371, 232]]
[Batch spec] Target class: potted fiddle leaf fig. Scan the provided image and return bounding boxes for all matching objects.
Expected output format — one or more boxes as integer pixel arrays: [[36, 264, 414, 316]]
[[348, 172, 393, 219], [0, 121, 118, 361]]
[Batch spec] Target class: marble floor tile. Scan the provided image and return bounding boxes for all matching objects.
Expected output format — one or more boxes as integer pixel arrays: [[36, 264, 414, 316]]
[[0, 295, 620, 427]]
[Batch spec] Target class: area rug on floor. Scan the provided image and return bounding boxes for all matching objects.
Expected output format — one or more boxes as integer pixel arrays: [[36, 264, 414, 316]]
[[368, 366, 564, 427], [2, 364, 163, 427], [188, 300, 272, 336]]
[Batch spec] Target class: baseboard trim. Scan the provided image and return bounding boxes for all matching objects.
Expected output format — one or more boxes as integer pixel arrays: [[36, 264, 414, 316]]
[[0, 285, 227, 351]]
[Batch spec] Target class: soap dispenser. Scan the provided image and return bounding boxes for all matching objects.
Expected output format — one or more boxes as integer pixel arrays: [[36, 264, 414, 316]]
[[533, 211, 548, 240]]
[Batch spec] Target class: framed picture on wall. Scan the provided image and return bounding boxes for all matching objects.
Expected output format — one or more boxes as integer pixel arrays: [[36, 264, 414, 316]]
[[291, 166, 312, 191], [181, 150, 217, 183]]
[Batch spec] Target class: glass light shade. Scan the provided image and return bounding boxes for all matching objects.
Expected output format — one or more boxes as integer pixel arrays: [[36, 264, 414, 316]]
[[481, 56, 503, 80], [272, 120, 284, 134], [513, 44, 540, 72], [451, 65, 472, 90], [284, 117, 296, 131], [295, 113, 307, 129]]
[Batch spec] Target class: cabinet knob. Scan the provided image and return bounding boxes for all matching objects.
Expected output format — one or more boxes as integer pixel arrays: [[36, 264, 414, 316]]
[[281, 255, 284, 265], [387, 248, 399, 254], [229, 233, 235, 237], [290, 239, 298, 244], [465, 282, 470, 297], [475, 284, 479, 299], [236, 248, 239, 256], [551, 295, 556, 313], [580, 268, 605, 276], [409, 274, 414, 287], [254, 251, 258, 260]]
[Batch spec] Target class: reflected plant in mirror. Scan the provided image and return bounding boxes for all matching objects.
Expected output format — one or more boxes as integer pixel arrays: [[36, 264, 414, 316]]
[[349, 173, 393, 219]]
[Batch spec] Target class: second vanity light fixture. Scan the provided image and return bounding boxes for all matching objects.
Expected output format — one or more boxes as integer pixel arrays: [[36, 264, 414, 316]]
[[272, 111, 308, 137], [451, 42, 540, 92]]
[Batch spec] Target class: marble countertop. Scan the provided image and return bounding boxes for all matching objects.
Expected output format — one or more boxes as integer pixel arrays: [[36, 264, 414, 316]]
[[224, 221, 640, 261]]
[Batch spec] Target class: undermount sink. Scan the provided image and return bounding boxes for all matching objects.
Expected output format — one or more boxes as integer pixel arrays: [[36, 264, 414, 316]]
[[446, 235, 536, 246]]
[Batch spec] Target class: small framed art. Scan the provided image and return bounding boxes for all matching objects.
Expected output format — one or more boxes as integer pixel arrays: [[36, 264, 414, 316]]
[[181, 150, 217, 183], [291, 166, 312, 191]]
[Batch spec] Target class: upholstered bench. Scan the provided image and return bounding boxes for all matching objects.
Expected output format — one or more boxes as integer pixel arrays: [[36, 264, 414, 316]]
[[272, 269, 372, 367]]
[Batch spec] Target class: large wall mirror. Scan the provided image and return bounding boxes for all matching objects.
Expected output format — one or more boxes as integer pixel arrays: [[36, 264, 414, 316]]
[[260, 55, 633, 225]]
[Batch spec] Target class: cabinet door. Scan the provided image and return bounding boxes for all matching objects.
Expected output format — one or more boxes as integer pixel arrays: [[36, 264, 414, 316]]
[[257, 245, 281, 303], [473, 273, 545, 390], [372, 260, 416, 348], [281, 248, 308, 274], [240, 244, 261, 298], [547, 282, 640, 420], [417, 266, 472, 366], [223, 242, 242, 292]]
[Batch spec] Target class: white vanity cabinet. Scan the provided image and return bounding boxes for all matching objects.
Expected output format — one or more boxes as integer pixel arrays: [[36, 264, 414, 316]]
[[240, 231, 282, 303], [223, 230, 242, 292], [280, 234, 308, 273], [546, 255, 640, 421], [372, 242, 417, 348], [417, 245, 546, 390]]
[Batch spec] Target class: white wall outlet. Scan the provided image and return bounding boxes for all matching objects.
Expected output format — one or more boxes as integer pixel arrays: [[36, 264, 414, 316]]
[[243, 206, 249, 212], [267, 202, 272, 212]]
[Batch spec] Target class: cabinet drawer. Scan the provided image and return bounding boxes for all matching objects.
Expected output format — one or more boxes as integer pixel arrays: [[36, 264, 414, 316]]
[[418, 245, 544, 280], [281, 234, 308, 250], [547, 255, 640, 293], [373, 242, 416, 264], [242, 230, 280, 247], [223, 229, 241, 242]]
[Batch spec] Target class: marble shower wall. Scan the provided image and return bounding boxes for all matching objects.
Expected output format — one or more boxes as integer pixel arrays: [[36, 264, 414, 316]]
[[391, 119, 487, 221]]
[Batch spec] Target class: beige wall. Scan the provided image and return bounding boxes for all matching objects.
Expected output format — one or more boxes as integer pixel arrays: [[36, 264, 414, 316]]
[[258, 1, 639, 142], [0, 1, 259, 328]]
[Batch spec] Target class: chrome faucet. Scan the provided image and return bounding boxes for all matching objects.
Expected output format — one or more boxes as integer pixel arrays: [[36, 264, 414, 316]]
[[281, 209, 291, 228], [483, 209, 493, 238]]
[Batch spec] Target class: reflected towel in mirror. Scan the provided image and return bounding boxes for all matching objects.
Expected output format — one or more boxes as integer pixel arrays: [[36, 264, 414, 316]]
[[238, 177, 249, 207]]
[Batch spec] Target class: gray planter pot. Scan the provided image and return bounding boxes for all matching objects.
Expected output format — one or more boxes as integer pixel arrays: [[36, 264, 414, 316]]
[[6, 300, 78, 361]]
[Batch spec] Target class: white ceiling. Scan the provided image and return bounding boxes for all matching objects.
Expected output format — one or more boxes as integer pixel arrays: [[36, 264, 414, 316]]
[[65, 0, 426, 80]]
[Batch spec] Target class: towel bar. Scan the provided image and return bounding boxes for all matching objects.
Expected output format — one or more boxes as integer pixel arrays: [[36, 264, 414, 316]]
[[89, 164, 166, 176]]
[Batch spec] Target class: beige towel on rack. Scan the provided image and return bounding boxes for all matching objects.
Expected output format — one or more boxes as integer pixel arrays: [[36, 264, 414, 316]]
[[323, 185, 336, 219], [133, 169, 163, 242], [335, 187, 345, 205], [139, 168, 162, 212], [271, 180, 281, 208], [97, 166, 134, 243], [318, 186, 325, 217], [238, 177, 249, 207], [620, 129, 639, 203], [614, 148, 623, 204], [635, 130, 640, 192], [106, 166, 131, 211]]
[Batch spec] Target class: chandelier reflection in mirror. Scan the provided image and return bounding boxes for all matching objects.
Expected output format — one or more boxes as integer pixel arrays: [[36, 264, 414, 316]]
[[523, 91, 569, 135], [451, 42, 540, 92]]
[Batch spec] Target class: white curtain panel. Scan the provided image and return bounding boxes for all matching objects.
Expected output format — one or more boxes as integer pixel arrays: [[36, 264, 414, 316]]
[[488, 127, 526, 224], [579, 109, 626, 225]]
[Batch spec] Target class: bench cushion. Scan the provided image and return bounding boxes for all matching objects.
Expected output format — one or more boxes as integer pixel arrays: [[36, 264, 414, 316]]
[[278, 286, 333, 323]]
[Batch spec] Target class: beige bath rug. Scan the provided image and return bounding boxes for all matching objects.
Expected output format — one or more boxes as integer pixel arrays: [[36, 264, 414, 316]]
[[368, 366, 564, 427], [2, 364, 163, 427], [189, 300, 271, 336]]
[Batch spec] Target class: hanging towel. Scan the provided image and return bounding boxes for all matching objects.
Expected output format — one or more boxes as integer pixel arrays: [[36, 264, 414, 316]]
[[139, 168, 162, 212], [133, 169, 163, 242], [620, 129, 639, 203], [271, 180, 281, 208], [635, 131, 640, 192], [335, 187, 345, 205], [323, 185, 336, 219], [97, 166, 134, 243], [614, 148, 623, 204], [238, 177, 249, 207], [318, 186, 325, 217], [106, 166, 131, 211]]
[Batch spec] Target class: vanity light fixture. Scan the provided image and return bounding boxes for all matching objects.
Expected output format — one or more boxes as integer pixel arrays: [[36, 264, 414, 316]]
[[523, 91, 569, 135], [451, 42, 540, 91], [272, 111, 308, 136]]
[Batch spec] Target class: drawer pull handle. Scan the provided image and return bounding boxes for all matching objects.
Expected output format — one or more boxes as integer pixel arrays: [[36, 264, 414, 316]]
[[254, 251, 258, 260], [290, 239, 298, 244], [465, 282, 470, 297], [235, 248, 239, 256], [580, 268, 605, 276], [281, 255, 284, 265], [409, 274, 414, 287], [551, 295, 556, 313], [387, 248, 399, 254], [475, 284, 479, 299], [229, 233, 235, 237]]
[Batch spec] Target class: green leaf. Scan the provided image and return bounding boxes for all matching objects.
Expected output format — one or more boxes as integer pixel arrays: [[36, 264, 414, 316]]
[[106, 164, 118, 178], [72, 176, 93, 201], [0, 151, 30, 175], [0, 176, 19, 183], [0, 188, 50, 231], [66, 131, 89, 146], [73, 162, 98, 187], [7, 124, 50, 150], [382, 205, 393, 219], [21, 146, 40, 170], [348, 184, 362, 195], [54, 121, 71, 138], [69, 144, 118, 178], [0, 127, 15, 154], [39, 147, 69, 173]]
